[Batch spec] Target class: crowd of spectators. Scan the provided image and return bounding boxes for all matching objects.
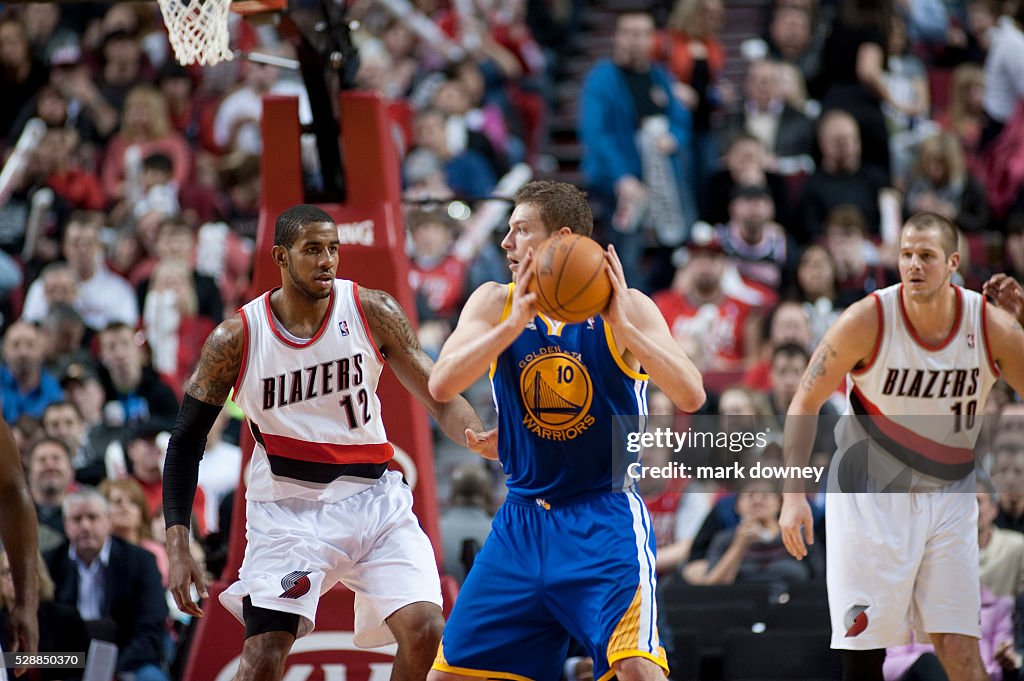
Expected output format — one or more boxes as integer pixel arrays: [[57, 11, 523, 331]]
[[0, 0, 1023, 678]]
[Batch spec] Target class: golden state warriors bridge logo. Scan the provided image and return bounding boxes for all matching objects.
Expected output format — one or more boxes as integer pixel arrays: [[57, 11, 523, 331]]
[[518, 349, 596, 441]]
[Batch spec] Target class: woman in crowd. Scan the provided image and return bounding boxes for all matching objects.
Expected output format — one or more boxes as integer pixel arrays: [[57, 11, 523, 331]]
[[940, 63, 987, 172], [100, 476, 170, 587], [905, 131, 990, 233], [101, 84, 192, 203], [793, 244, 842, 344]]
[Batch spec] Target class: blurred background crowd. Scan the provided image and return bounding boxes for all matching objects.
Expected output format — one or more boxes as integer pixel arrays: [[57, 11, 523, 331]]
[[0, 0, 1023, 678]]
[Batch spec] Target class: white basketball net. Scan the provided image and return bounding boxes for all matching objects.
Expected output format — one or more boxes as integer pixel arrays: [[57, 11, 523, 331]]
[[157, 0, 234, 65]]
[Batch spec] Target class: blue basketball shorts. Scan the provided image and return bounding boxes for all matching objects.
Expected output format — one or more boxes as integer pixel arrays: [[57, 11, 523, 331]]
[[433, 491, 667, 681]]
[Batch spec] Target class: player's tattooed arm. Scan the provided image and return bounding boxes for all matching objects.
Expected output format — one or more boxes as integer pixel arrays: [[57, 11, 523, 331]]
[[185, 316, 245, 405], [802, 341, 837, 392], [790, 296, 878, 415], [360, 287, 420, 363], [359, 287, 492, 454]]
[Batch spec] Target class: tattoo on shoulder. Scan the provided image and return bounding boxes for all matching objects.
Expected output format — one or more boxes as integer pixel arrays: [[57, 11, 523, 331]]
[[360, 288, 422, 360], [186, 318, 244, 405], [802, 341, 837, 391]]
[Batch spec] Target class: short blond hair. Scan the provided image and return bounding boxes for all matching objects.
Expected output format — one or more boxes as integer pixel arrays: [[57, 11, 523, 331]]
[[902, 212, 958, 257]]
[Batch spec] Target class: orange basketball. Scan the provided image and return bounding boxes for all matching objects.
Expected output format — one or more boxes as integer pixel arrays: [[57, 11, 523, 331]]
[[527, 233, 612, 323]]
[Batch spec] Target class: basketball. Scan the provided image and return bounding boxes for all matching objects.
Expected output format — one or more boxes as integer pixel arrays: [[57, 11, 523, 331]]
[[528, 233, 612, 323]]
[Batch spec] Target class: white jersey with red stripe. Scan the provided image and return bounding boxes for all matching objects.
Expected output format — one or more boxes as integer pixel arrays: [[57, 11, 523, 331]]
[[837, 283, 999, 489], [232, 279, 394, 502]]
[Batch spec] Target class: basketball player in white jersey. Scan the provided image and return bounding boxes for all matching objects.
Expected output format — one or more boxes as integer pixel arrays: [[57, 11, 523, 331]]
[[161, 205, 495, 681], [779, 212, 1024, 681], [0, 418, 39, 679]]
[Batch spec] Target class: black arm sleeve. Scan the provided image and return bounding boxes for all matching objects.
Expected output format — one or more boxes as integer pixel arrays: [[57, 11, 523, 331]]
[[162, 394, 224, 529]]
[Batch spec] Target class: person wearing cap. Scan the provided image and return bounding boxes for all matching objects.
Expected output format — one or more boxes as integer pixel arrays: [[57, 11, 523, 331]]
[[46, 39, 120, 141], [59, 364, 129, 481], [126, 419, 207, 536], [652, 223, 769, 373], [40, 303, 91, 380], [717, 183, 790, 290]]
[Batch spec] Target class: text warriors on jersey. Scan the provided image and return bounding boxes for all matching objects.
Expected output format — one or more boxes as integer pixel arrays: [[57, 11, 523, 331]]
[[518, 346, 596, 441]]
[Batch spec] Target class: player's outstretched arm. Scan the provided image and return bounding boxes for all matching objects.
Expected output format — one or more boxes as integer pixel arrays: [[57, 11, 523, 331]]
[[984, 274, 1024, 327], [603, 246, 705, 412], [985, 301, 1024, 397], [163, 316, 244, 617], [0, 418, 39, 666], [360, 288, 496, 460], [780, 297, 878, 560], [429, 250, 539, 402]]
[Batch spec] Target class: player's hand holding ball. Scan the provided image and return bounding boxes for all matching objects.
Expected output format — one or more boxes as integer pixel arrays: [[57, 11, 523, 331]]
[[526, 233, 613, 324], [601, 244, 633, 332], [509, 247, 539, 328]]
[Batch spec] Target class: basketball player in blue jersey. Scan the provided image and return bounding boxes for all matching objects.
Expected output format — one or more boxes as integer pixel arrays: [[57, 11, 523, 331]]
[[428, 180, 705, 681], [780, 213, 1024, 681]]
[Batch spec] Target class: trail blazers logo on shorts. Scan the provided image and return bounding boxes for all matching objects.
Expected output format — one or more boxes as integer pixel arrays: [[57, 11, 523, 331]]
[[844, 605, 869, 637], [279, 571, 313, 599]]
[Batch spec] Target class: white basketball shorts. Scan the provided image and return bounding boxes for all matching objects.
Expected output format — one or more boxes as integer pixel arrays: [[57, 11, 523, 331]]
[[220, 470, 442, 647], [825, 489, 980, 649]]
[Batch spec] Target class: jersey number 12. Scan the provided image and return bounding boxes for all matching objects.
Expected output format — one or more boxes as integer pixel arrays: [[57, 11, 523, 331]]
[[340, 388, 371, 428]]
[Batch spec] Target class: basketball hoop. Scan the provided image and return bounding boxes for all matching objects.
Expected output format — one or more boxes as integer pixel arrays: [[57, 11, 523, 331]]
[[157, 0, 285, 65]]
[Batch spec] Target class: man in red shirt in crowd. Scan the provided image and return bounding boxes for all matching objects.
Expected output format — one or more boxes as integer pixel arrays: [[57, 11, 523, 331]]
[[653, 224, 775, 373]]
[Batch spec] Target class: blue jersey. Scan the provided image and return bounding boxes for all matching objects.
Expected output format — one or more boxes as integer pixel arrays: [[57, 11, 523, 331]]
[[490, 284, 649, 502]]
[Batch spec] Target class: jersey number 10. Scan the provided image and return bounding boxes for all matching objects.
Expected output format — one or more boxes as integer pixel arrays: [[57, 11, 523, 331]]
[[950, 399, 977, 433]]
